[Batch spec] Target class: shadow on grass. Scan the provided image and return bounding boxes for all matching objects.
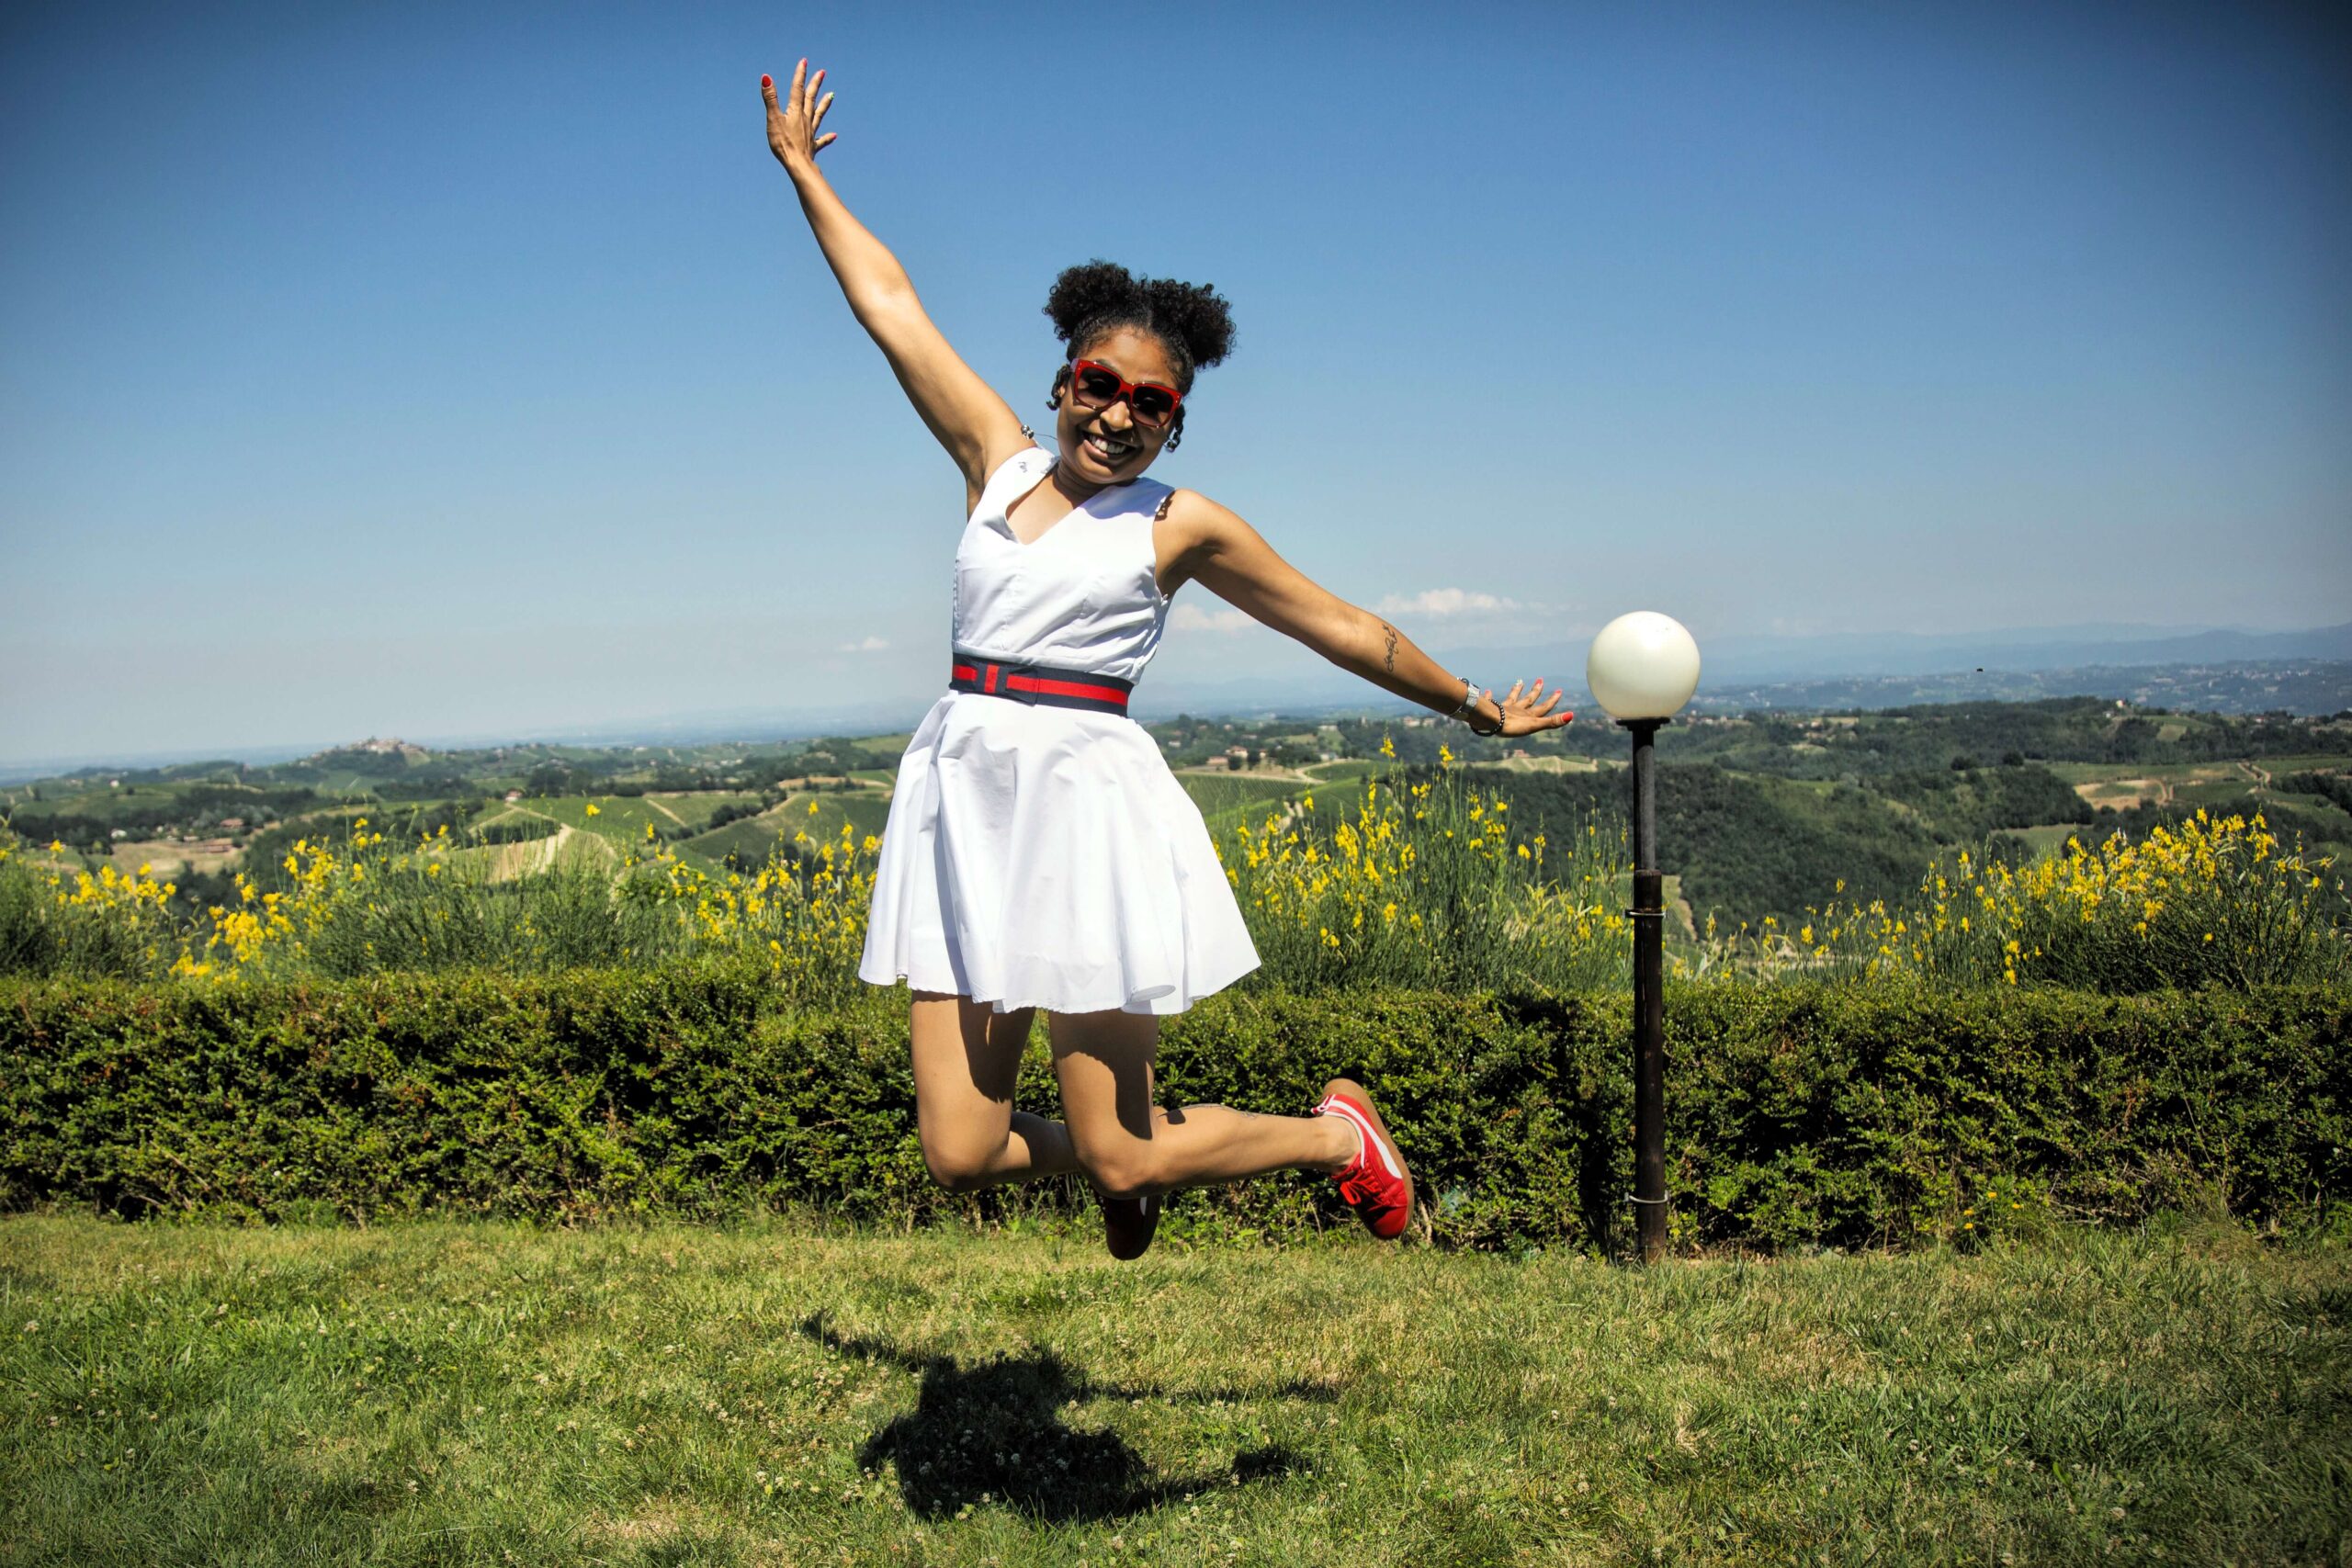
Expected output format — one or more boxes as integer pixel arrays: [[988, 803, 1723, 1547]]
[[799, 1313, 1331, 1522]]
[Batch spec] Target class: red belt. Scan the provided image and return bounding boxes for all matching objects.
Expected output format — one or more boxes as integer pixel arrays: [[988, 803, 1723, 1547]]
[[949, 650, 1134, 715]]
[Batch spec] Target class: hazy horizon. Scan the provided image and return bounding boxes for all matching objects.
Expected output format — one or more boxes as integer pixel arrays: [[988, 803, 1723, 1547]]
[[5, 615, 2345, 782]]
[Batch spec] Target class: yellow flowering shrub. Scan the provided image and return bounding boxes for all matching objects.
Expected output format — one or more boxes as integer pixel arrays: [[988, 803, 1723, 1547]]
[[3, 807, 885, 992], [1706, 808, 2346, 989], [6, 779, 2340, 998], [1217, 739, 1632, 991], [614, 820, 882, 1001], [0, 836, 180, 977]]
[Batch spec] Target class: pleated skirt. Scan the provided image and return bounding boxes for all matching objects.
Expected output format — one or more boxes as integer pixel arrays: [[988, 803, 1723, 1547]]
[[856, 692, 1261, 1014]]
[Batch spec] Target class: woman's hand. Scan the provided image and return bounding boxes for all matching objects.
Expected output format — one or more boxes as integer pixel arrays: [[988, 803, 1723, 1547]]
[[762, 58, 837, 174], [1478, 678, 1574, 739]]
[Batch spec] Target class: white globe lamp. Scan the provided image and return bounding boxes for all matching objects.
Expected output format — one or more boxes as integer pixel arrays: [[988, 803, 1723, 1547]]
[[1584, 609, 1701, 1267], [1586, 611, 1702, 724]]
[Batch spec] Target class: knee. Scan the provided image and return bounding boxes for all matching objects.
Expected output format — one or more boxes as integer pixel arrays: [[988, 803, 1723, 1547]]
[[922, 1140, 998, 1194], [1078, 1145, 1167, 1202]]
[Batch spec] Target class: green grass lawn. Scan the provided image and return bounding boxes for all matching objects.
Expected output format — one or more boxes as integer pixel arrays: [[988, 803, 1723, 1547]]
[[1, 1216, 2342, 1566]]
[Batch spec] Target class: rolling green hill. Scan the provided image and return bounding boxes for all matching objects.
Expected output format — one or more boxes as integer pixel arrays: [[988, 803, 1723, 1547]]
[[681, 795, 894, 868], [1173, 773, 1304, 818]]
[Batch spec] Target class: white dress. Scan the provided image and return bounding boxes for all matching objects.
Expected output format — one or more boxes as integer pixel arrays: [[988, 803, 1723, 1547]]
[[857, 446, 1262, 1015]]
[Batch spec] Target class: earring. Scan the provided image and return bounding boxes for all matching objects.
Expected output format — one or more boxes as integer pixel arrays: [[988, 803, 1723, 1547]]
[[1165, 410, 1185, 451]]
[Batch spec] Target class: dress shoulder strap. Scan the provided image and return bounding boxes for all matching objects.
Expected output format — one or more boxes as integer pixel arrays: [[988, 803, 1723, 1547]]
[[1106, 477, 1175, 521], [973, 446, 1056, 520]]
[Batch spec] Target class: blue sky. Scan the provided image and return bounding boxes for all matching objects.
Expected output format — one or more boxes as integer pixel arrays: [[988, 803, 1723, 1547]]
[[3, 1, 2346, 765]]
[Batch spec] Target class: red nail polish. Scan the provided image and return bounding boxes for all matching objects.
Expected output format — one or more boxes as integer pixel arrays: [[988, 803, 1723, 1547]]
[[762, 73, 773, 88]]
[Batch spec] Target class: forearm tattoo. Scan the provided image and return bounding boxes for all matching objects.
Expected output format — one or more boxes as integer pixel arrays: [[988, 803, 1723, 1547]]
[[1380, 621, 1398, 674]]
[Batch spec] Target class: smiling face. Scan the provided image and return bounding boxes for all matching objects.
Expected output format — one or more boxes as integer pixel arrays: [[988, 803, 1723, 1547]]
[[1054, 325, 1183, 487]]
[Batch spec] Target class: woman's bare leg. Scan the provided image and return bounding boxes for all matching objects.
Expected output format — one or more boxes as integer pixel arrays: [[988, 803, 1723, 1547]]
[[1047, 1006, 1355, 1200], [909, 990, 1079, 1190]]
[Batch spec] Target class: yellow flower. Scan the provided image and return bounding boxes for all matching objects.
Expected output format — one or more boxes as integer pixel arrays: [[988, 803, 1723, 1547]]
[[584, 803, 600, 817]]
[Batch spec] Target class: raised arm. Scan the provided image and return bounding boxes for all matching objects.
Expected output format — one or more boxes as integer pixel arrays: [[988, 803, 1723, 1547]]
[[762, 61, 1032, 504], [1164, 492, 1573, 739]]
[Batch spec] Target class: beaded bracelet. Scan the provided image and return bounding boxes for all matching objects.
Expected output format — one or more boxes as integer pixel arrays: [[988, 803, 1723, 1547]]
[[1452, 677, 1505, 737]]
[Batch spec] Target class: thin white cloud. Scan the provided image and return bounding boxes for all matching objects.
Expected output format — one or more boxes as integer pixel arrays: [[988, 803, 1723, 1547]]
[[836, 635, 890, 652], [1170, 603, 1256, 634], [1374, 588, 1522, 617]]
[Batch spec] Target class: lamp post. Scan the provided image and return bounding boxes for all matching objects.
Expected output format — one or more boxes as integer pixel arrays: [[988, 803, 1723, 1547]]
[[1586, 612, 1702, 1265]]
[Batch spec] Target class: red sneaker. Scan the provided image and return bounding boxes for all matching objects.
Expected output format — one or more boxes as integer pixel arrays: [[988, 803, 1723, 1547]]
[[1313, 1079, 1413, 1240]]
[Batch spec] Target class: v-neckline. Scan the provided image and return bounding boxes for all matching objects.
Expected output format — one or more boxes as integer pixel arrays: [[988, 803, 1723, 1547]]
[[1001, 455, 1121, 548]]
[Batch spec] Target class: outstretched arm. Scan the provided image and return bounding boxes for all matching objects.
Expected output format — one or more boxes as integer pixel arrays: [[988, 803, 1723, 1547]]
[[1164, 493, 1573, 738], [762, 60, 1031, 504]]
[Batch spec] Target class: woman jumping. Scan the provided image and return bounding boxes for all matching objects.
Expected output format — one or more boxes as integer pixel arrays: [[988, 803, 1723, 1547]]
[[762, 59, 1571, 1258]]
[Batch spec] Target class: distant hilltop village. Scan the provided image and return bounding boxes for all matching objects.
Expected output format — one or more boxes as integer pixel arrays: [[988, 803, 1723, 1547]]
[[309, 737, 432, 762]]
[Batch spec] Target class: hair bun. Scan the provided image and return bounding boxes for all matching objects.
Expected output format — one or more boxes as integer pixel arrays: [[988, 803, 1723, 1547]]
[[1045, 259, 1236, 391]]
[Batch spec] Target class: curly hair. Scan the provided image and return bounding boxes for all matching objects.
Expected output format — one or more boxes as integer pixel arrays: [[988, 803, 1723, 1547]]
[[1043, 260, 1235, 394]]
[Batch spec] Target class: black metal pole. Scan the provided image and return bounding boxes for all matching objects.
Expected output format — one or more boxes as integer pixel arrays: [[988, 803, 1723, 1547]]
[[1622, 718, 1668, 1264]]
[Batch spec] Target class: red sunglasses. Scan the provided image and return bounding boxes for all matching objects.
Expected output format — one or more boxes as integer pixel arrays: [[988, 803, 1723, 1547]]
[[1068, 359, 1183, 429]]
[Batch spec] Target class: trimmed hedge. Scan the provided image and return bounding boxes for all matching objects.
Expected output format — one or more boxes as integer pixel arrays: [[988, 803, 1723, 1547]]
[[2, 969, 2345, 1249]]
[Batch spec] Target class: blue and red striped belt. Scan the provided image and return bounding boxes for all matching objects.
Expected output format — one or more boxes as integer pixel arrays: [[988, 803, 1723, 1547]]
[[949, 649, 1134, 715]]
